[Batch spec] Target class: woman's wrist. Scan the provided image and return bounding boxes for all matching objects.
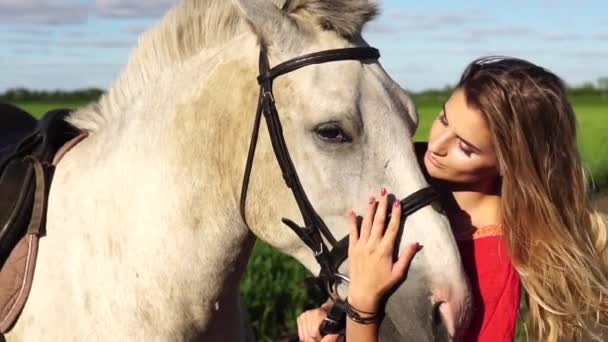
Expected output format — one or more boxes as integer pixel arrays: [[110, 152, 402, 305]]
[[346, 290, 381, 313], [344, 297, 381, 326]]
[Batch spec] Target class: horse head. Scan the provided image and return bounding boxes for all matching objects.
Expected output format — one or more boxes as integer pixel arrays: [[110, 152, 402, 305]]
[[233, 0, 471, 340]]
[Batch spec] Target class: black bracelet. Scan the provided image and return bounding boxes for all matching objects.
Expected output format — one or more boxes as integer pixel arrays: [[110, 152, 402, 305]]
[[344, 298, 380, 325]]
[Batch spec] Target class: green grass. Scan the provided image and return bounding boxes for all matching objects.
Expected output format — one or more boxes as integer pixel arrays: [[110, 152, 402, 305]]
[[13, 101, 89, 119], [241, 243, 323, 341], [573, 101, 608, 189], [5, 97, 607, 340]]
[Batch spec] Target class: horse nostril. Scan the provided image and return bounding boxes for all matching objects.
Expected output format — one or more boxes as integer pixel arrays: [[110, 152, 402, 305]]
[[431, 287, 467, 339], [433, 301, 458, 339], [432, 301, 445, 327]]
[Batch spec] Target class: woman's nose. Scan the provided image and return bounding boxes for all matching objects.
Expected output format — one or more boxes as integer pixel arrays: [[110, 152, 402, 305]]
[[428, 133, 451, 157]]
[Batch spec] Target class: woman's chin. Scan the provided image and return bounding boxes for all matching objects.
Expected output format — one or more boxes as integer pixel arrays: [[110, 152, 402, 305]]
[[424, 158, 444, 179], [426, 165, 459, 184]]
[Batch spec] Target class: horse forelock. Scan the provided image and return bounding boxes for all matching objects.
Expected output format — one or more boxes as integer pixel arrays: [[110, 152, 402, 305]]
[[285, 0, 378, 37]]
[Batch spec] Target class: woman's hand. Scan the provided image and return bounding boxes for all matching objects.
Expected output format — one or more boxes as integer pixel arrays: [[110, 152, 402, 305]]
[[296, 299, 340, 341], [347, 188, 419, 313]]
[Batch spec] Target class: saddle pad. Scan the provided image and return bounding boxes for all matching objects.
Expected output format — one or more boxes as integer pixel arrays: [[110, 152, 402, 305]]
[[0, 132, 87, 333], [0, 235, 38, 332]]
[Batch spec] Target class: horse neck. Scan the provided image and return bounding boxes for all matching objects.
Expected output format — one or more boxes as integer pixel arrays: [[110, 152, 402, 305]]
[[159, 35, 311, 277], [63, 34, 268, 309], [150, 34, 265, 277]]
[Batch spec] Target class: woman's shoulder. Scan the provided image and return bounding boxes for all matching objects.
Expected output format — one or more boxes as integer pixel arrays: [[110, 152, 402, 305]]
[[455, 224, 514, 275]]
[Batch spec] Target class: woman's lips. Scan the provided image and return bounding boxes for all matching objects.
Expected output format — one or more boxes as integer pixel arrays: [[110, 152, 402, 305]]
[[426, 152, 446, 169]]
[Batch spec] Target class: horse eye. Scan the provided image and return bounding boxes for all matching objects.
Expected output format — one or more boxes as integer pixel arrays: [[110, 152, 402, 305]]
[[314, 124, 352, 143]]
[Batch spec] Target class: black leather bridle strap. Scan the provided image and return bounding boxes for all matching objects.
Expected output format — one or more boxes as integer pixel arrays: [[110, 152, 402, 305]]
[[239, 86, 264, 225], [399, 187, 441, 218], [257, 48, 380, 83]]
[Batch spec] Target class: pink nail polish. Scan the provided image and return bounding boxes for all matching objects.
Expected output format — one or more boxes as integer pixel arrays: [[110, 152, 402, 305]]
[[369, 196, 375, 204], [380, 187, 387, 196], [393, 200, 400, 208]]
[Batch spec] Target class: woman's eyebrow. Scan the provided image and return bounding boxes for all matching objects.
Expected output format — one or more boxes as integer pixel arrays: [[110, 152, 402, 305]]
[[442, 104, 482, 153]]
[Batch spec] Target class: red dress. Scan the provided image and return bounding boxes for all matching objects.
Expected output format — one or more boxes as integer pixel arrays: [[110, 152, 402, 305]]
[[414, 143, 520, 340], [456, 225, 520, 341]]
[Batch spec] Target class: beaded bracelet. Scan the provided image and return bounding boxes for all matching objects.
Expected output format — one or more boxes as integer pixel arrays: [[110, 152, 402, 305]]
[[344, 298, 380, 325]]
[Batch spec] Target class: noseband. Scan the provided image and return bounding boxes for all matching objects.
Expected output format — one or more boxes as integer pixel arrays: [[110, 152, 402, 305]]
[[239, 46, 440, 303]]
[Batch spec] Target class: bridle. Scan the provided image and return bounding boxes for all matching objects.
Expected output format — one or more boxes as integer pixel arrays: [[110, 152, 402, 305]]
[[239, 45, 440, 303], [239, 45, 441, 334]]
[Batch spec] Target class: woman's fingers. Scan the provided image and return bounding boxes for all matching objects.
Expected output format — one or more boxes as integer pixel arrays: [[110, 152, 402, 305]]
[[381, 199, 402, 249], [347, 209, 358, 250], [320, 298, 334, 312], [296, 307, 332, 341], [391, 243, 419, 283], [321, 334, 340, 342], [297, 311, 312, 341], [346, 189, 423, 310], [358, 195, 377, 242], [369, 188, 388, 242], [297, 314, 305, 341]]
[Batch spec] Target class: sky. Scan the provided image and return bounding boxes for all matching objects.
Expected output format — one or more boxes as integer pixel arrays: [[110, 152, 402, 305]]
[[1, 0, 607, 92]]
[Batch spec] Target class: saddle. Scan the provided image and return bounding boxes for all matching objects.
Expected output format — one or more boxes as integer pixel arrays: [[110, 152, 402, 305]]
[[0, 103, 86, 333], [0, 103, 80, 264]]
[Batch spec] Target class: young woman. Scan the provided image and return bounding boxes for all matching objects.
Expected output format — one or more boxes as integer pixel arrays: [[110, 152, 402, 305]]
[[297, 57, 608, 341]]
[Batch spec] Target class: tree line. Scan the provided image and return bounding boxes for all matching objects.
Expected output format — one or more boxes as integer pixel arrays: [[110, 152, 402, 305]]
[[0, 88, 104, 102]]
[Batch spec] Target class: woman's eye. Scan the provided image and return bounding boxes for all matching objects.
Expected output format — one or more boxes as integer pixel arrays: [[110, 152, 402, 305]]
[[438, 113, 448, 126], [314, 125, 352, 143], [459, 142, 474, 157]]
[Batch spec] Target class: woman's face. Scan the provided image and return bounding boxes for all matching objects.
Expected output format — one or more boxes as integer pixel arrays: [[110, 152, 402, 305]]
[[424, 88, 500, 187]]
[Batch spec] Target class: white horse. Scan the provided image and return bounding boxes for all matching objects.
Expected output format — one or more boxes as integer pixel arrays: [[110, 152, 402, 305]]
[[7, 0, 470, 341]]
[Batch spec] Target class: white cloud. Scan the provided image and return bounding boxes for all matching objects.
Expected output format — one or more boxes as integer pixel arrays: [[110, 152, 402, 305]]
[[0, 0, 91, 25], [8, 27, 54, 36], [5, 37, 51, 46], [0, 0, 179, 25], [429, 26, 535, 44], [0, 61, 121, 91], [542, 33, 585, 41], [468, 26, 534, 38], [365, 8, 487, 35], [95, 0, 176, 17], [57, 38, 133, 48], [593, 33, 608, 41], [11, 47, 52, 55], [564, 50, 608, 59], [122, 24, 149, 35]]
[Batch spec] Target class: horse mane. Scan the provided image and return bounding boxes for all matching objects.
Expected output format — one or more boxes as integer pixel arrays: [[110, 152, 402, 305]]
[[68, 0, 378, 132], [285, 0, 378, 37]]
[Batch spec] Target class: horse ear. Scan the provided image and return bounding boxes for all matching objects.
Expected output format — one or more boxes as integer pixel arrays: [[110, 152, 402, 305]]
[[232, 0, 303, 52]]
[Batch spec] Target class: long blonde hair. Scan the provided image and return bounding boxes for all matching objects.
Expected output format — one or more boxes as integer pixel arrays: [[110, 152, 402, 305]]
[[458, 57, 608, 341]]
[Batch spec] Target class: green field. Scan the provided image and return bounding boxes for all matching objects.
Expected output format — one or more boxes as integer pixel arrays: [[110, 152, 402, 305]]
[[12, 101, 91, 118], [7, 96, 608, 340]]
